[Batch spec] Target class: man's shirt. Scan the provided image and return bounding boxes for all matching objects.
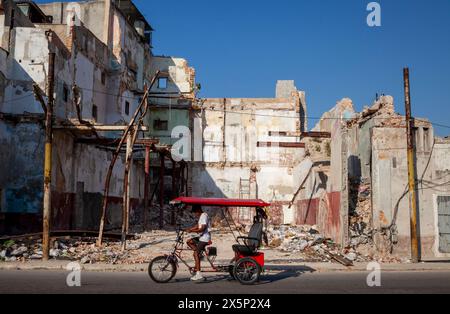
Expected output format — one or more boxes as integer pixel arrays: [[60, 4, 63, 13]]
[[198, 212, 211, 242]]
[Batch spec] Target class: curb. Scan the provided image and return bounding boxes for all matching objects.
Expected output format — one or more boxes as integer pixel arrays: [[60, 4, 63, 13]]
[[1, 261, 450, 273]]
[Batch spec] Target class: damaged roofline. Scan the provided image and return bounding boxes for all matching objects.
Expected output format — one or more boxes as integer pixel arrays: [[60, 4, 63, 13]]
[[113, 0, 153, 31]]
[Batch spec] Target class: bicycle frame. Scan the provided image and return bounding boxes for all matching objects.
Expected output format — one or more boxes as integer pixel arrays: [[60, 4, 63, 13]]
[[165, 230, 231, 273]]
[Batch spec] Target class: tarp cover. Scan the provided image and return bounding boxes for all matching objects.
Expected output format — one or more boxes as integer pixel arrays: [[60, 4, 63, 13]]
[[170, 197, 270, 208]]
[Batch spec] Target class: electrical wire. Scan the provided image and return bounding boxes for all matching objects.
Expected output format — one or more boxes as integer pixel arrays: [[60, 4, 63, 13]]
[[26, 81, 450, 131], [54, 81, 193, 101]]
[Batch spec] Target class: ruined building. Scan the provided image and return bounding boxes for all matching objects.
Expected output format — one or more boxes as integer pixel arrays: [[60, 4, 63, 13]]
[[0, 0, 190, 234], [190, 81, 308, 226], [307, 96, 450, 259], [1, 0, 449, 262]]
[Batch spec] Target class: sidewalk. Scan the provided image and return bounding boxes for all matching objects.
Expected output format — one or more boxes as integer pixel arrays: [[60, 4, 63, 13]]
[[1, 259, 450, 273]]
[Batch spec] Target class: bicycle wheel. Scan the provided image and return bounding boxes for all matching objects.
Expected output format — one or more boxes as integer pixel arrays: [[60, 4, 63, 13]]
[[148, 256, 177, 283], [233, 257, 261, 285]]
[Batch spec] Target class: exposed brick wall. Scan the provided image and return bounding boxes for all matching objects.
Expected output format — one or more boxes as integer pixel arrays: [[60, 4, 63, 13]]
[[268, 203, 284, 225]]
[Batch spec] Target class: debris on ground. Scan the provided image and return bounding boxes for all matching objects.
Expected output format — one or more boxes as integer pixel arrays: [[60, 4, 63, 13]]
[[0, 206, 212, 265], [266, 225, 361, 265], [0, 230, 176, 265], [349, 178, 373, 248], [347, 178, 403, 263], [0, 213, 403, 265]]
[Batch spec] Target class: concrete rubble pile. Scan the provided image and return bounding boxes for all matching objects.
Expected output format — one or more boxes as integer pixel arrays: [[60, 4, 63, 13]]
[[349, 178, 373, 248], [346, 95, 402, 128], [0, 229, 177, 265], [347, 179, 403, 263], [266, 225, 366, 263], [0, 206, 202, 265], [0, 238, 124, 264]]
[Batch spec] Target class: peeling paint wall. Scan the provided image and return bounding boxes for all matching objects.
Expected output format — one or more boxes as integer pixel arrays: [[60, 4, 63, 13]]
[[330, 95, 450, 259], [371, 127, 450, 259], [49, 131, 145, 230], [2, 27, 50, 114], [0, 0, 35, 51], [294, 98, 355, 245], [0, 0, 153, 234], [38, 1, 107, 44], [146, 56, 195, 146], [0, 122, 44, 214], [150, 56, 196, 103], [38, 1, 153, 124]]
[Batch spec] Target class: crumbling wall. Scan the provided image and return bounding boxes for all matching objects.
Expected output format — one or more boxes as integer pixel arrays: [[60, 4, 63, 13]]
[[0, 0, 35, 51], [191, 88, 307, 226], [149, 56, 196, 106], [2, 27, 49, 114], [339, 95, 450, 260], [145, 57, 195, 146], [50, 131, 145, 231], [148, 108, 189, 146], [38, 1, 107, 42], [110, 3, 152, 92], [0, 121, 44, 215], [0, 1, 152, 234], [296, 98, 355, 245], [370, 126, 448, 259], [39, 0, 152, 125], [432, 139, 450, 257]]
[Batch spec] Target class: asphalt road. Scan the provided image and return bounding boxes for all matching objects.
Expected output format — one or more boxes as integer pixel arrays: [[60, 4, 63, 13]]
[[1, 267, 450, 294]]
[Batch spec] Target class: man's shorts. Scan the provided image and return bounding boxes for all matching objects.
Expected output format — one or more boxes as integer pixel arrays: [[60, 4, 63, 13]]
[[192, 237, 208, 252]]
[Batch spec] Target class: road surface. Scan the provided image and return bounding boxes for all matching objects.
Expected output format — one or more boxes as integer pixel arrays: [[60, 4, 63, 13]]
[[1, 267, 450, 294]]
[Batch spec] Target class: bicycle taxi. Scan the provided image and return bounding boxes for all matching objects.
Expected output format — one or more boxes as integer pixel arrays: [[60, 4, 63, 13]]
[[148, 197, 270, 285]]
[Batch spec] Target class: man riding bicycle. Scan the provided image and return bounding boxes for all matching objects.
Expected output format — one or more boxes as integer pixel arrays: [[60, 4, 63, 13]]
[[184, 205, 211, 281]]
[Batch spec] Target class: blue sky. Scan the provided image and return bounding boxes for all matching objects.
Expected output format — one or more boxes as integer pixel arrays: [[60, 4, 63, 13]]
[[37, 0, 450, 135]]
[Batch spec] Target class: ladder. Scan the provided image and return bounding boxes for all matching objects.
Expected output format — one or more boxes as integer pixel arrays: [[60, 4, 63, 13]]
[[239, 178, 251, 222], [239, 178, 251, 199]]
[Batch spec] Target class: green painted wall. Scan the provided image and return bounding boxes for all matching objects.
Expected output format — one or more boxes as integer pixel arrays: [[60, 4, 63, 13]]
[[147, 108, 190, 145]]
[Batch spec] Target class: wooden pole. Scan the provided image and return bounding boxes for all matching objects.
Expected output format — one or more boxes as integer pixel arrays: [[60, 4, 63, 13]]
[[159, 153, 165, 229], [143, 145, 151, 230], [42, 52, 55, 261], [171, 160, 176, 225], [404, 67, 420, 263], [97, 80, 155, 246]]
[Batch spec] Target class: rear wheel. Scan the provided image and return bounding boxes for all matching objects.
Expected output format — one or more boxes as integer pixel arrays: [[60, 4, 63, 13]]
[[148, 256, 177, 283], [233, 257, 261, 285]]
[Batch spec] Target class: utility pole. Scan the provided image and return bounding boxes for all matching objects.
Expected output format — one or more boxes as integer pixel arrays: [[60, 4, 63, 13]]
[[159, 153, 165, 229], [121, 126, 138, 251], [403, 67, 420, 263], [143, 145, 151, 230], [42, 52, 56, 261]]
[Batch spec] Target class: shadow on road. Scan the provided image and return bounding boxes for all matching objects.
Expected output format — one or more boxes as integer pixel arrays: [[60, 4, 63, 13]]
[[171, 265, 316, 285], [258, 265, 316, 285]]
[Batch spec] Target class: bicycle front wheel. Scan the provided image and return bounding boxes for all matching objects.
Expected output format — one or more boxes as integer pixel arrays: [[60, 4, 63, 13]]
[[148, 256, 177, 283]]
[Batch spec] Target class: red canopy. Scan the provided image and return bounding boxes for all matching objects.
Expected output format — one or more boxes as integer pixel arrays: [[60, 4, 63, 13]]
[[170, 197, 271, 208]]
